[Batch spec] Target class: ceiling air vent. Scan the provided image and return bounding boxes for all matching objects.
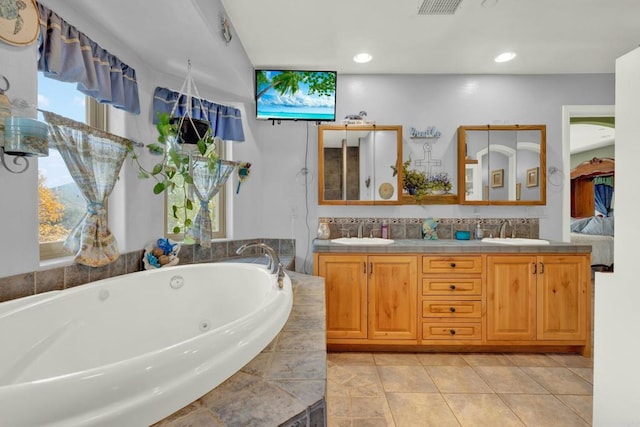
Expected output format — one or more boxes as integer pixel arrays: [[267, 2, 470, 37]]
[[418, 0, 463, 15]]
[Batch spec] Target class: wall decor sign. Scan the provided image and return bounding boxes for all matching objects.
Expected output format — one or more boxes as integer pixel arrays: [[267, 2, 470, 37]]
[[527, 167, 539, 187], [491, 169, 504, 188], [0, 0, 40, 46]]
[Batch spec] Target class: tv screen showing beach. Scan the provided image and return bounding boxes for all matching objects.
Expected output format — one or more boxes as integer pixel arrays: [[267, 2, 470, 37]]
[[255, 70, 336, 121]]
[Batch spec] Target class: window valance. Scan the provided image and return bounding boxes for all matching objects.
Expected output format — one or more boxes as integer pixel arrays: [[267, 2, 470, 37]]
[[153, 87, 245, 142], [37, 3, 141, 114]]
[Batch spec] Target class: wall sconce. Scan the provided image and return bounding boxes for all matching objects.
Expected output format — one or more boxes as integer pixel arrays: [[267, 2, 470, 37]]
[[1, 117, 49, 174]]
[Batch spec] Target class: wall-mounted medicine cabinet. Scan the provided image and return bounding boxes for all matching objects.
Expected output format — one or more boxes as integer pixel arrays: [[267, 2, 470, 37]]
[[457, 124, 546, 205], [318, 124, 402, 205]]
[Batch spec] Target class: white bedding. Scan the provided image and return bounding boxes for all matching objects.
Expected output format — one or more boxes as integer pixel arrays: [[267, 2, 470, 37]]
[[570, 232, 614, 267]]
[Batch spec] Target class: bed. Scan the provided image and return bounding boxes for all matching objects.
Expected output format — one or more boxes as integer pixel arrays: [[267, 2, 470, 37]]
[[570, 157, 614, 271]]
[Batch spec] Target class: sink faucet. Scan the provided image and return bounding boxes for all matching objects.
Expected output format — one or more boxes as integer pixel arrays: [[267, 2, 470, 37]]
[[357, 221, 365, 238], [236, 242, 285, 289], [499, 220, 511, 238]]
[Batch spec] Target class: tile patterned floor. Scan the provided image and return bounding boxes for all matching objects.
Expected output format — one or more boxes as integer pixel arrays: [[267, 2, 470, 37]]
[[327, 352, 593, 426]]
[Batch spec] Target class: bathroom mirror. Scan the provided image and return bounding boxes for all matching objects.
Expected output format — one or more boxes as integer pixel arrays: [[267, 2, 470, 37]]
[[318, 124, 402, 205], [458, 124, 546, 205]]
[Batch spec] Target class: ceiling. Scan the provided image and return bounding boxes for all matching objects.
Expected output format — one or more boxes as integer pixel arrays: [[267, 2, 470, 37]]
[[570, 123, 615, 154], [221, 0, 640, 74]]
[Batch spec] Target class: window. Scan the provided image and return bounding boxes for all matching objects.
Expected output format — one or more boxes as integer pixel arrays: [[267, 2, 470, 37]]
[[37, 73, 108, 259], [165, 143, 227, 241]]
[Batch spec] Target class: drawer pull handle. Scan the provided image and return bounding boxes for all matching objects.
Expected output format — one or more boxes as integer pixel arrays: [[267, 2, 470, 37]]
[[449, 329, 456, 335], [449, 307, 456, 313], [449, 284, 456, 290], [450, 262, 456, 268]]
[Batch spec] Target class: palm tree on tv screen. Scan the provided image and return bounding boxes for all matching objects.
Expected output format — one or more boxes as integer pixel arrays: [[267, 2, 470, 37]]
[[256, 71, 335, 99]]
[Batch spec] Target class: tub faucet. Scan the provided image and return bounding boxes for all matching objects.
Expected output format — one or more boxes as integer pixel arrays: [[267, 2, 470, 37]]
[[236, 242, 285, 289]]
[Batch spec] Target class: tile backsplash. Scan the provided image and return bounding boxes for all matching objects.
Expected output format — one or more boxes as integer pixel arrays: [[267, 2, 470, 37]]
[[317, 217, 539, 241], [0, 238, 295, 303]]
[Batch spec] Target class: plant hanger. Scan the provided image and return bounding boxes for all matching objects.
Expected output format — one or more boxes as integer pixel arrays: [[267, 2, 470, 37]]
[[170, 60, 211, 143]]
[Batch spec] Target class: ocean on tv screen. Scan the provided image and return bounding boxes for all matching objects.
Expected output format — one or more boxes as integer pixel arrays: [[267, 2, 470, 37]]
[[256, 105, 335, 120]]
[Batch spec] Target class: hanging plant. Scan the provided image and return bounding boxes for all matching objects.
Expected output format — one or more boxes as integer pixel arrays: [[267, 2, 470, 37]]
[[127, 112, 219, 234]]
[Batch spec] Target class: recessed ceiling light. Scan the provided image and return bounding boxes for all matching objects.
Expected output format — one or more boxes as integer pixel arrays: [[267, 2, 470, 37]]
[[353, 53, 372, 63], [494, 52, 516, 63]]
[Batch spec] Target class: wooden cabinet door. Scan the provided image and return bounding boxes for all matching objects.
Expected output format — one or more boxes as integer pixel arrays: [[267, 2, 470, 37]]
[[318, 255, 368, 339], [368, 255, 418, 340], [487, 255, 537, 341], [537, 255, 588, 340]]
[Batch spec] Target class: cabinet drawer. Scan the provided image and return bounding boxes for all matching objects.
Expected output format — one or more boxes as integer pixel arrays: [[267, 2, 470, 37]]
[[422, 256, 483, 274], [422, 322, 482, 340], [422, 278, 482, 296], [422, 300, 482, 318]]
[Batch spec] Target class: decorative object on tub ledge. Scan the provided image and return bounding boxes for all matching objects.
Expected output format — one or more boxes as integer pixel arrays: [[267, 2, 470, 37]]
[[422, 217, 439, 240], [42, 110, 131, 267], [409, 126, 441, 139], [143, 238, 180, 269], [236, 161, 251, 193]]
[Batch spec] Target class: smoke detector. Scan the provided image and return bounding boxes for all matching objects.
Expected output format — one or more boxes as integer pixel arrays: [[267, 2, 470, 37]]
[[418, 0, 463, 15]]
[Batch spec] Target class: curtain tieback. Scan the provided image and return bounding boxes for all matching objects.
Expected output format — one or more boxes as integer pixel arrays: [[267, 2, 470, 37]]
[[199, 200, 210, 213], [87, 201, 105, 215]]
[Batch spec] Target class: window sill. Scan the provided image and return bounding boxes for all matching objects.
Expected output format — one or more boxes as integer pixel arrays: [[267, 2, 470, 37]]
[[39, 255, 75, 271]]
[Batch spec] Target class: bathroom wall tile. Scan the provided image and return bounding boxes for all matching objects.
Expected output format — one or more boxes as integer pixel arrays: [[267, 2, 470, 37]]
[[210, 241, 228, 260], [126, 250, 144, 273], [389, 222, 406, 239], [89, 264, 110, 282], [279, 239, 296, 256], [406, 223, 422, 239], [262, 238, 280, 252], [109, 254, 127, 277], [179, 244, 194, 264], [308, 399, 326, 427], [193, 244, 211, 263], [64, 263, 90, 288], [35, 267, 64, 293], [437, 222, 453, 240], [273, 381, 326, 409], [0, 272, 35, 302], [228, 239, 258, 257]]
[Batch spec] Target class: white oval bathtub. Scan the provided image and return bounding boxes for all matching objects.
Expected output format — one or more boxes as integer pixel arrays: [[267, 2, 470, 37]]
[[0, 262, 293, 427]]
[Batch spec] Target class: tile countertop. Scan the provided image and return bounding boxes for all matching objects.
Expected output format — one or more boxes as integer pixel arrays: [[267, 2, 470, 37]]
[[312, 238, 592, 254]]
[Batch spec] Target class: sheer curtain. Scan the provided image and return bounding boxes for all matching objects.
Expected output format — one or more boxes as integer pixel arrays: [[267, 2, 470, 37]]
[[42, 111, 130, 267], [186, 158, 238, 248]]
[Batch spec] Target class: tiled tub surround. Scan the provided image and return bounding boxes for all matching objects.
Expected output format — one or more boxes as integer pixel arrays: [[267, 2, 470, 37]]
[[318, 217, 539, 241], [152, 271, 326, 427], [0, 238, 295, 303]]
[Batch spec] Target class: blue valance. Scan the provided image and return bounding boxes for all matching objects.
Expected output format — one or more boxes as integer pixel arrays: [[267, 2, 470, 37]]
[[153, 87, 245, 142], [37, 3, 141, 115]]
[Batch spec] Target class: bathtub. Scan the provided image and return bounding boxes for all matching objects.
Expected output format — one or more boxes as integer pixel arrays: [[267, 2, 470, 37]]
[[0, 262, 293, 426]]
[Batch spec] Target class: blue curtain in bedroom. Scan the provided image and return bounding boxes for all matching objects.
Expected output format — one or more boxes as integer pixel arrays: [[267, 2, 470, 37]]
[[594, 177, 614, 216]]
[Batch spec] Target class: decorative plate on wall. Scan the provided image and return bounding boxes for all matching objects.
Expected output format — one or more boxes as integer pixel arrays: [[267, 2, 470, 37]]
[[0, 0, 40, 46]]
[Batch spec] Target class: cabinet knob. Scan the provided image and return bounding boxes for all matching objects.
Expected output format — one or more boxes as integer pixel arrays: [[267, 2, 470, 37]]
[[449, 329, 456, 335], [449, 307, 456, 313], [450, 262, 456, 268], [449, 284, 456, 290]]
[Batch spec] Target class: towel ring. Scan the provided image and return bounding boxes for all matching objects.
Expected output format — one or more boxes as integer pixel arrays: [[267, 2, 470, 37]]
[[0, 75, 9, 94]]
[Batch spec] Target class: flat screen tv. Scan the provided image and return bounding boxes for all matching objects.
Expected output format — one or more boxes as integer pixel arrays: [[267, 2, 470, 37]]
[[255, 70, 336, 121]]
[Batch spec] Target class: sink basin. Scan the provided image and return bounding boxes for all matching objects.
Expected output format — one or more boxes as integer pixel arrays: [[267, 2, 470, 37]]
[[481, 237, 549, 245], [331, 237, 395, 246]]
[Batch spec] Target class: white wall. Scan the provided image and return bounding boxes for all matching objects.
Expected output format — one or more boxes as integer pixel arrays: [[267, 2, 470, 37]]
[[592, 47, 640, 426], [256, 74, 615, 269]]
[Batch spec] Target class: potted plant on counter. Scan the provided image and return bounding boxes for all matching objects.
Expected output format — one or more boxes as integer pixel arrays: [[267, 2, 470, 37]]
[[425, 173, 452, 195]]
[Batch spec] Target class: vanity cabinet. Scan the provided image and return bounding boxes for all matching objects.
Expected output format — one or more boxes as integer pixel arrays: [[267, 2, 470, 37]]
[[315, 249, 591, 355], [420, 255, 485, 342], [316, 254, 418, 343], [487, 255, 589, 342]]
